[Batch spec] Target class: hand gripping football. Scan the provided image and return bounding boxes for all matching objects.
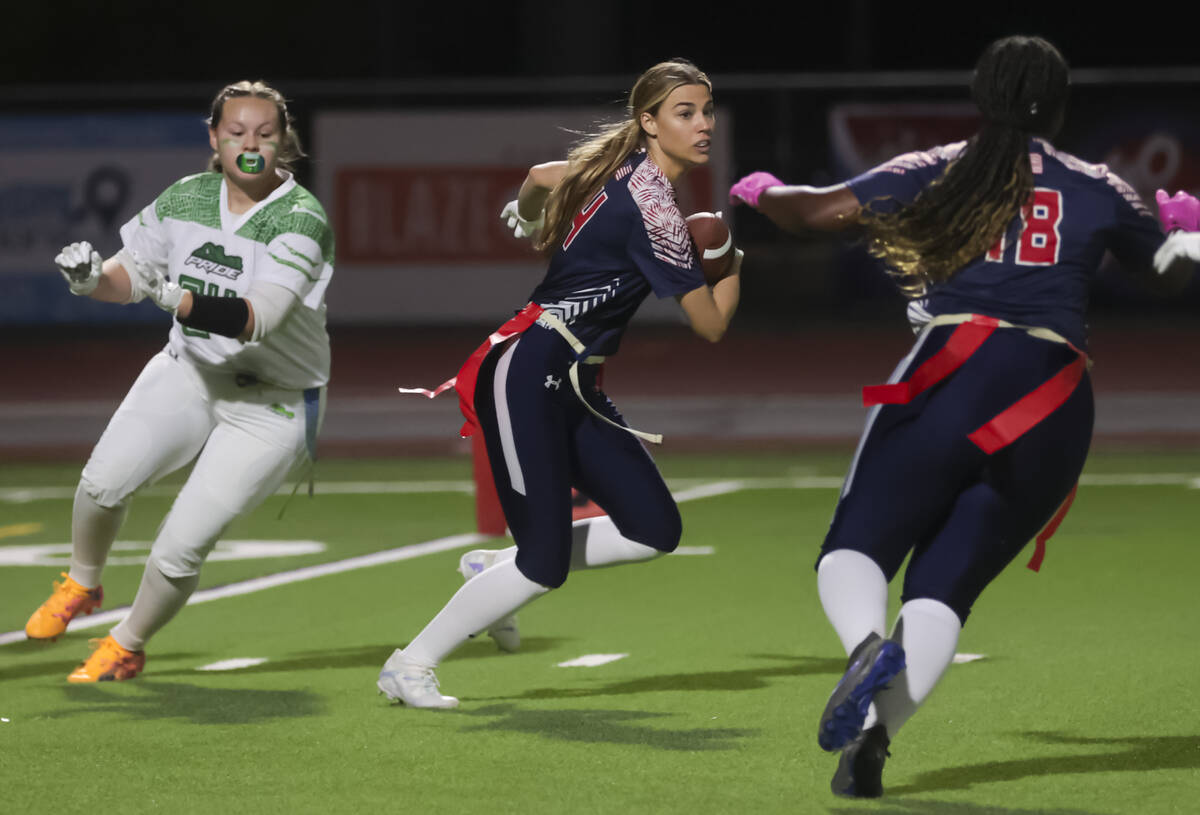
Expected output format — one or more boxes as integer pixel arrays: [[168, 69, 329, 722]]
[[686, 211, 734, 285]]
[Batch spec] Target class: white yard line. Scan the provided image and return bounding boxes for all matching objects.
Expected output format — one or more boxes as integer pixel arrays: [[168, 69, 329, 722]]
[[0, 531, 487, 646], [3, 470, 1199, 647], [197, 657, 269, 671], [556, 654, 629, 668], [4, 472, 1197, 504]]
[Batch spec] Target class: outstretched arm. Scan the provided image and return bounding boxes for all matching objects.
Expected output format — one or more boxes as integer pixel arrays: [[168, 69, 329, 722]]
[[729, 171, 860, 234], [55, 242, 135, 303], [757, 184, 861, 234]]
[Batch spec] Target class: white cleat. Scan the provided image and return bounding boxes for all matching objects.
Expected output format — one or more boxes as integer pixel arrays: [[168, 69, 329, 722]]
[[458, 549, 521, 653], [377, 649, 459, 709]]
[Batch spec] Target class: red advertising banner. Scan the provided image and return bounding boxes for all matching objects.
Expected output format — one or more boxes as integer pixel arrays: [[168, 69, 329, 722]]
[[335, 167, 531, 264], [335, 165, 716, 265]]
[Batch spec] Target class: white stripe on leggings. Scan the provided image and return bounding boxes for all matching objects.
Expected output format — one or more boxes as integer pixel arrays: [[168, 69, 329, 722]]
[[841, 324, 935, 498], [493, 341, 525, 496]]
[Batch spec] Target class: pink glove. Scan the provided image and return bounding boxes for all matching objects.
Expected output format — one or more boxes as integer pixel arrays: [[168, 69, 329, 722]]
[[1155, 189, 1200, 232], [729, 171, 785, 209]]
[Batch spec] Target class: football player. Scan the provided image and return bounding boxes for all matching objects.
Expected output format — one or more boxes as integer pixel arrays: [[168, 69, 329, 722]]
[[731, 35, 1189, 797], [379, 59, 741, 708], [25, 81, 334, 682]]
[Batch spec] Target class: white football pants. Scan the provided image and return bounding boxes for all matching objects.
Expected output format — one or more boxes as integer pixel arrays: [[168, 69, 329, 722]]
[[78, 350, 323, 578]]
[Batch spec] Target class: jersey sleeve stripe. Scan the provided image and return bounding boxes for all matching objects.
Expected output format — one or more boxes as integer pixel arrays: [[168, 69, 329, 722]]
[[268, 252, 320, 281], [280, 240, 319, 267]]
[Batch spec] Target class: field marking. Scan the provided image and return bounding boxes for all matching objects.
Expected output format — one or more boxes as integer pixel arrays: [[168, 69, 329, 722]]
[[4, 473, 1198, 505], [3, 470, 1198, 647], [0, 481, 477, 504], [0, 531, 488, 647], [672, 546, 715, 556], [557, 654, 629, 668], [0, 540, 327, 567], [197, 657, 269, 671], [0, 523, 43, 539], [953, 653, 987, 664]]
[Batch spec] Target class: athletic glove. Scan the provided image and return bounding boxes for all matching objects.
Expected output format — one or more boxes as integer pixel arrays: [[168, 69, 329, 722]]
[[55, 241, 102, 296], [1155, 189, 1200, 233], [127, 253, 185, 313], [729, 171, 785, 209], [500, 199, 544, 239], [1153, 231, 1200, 273]]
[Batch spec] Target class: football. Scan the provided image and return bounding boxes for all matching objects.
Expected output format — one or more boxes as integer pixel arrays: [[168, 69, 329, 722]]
[[686, 211, 735, 285]]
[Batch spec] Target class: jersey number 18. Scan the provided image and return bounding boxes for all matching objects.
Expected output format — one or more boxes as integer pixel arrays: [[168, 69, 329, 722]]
[[986, 188, 1063, 266]]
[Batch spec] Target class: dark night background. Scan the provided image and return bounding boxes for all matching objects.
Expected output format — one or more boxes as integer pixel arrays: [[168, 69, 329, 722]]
[[3, 2, 1198, 325], [3, 3, 1194, 84], [2, 2, 1198, 453]]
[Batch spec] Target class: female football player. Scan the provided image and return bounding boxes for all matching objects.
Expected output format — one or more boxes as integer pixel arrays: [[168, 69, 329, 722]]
[[24, 80, 334, 682], [378, 59, 741, 708], [730, 36, 1182, 797]]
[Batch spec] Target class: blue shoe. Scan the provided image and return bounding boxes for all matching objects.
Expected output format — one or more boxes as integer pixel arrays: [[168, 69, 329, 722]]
[[818, 632, 905, 752], [831, 724, 890, 798]]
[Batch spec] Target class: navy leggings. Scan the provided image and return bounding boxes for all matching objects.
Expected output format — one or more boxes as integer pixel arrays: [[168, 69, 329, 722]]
[[473, 323, 681, 588], [820, 324, 1094, 623]]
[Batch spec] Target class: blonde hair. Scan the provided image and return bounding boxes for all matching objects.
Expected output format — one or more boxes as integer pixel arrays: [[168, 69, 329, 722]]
[[535, 60, 712, 253], [206, 80, 305, 173]]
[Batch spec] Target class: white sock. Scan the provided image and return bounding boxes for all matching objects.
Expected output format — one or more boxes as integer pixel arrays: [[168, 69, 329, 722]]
[[817, 549, 888, 655], [67, 481, 127, 588], [405, 559, 548, 667], [569, 516, 663, 570], [872, 597, 962, 737], [110, 560, 199, 652]]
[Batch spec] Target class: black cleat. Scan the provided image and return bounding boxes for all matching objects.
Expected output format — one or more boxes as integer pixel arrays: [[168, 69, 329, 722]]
[[818, 632, 906, 751], [831, 724, 890, 798]]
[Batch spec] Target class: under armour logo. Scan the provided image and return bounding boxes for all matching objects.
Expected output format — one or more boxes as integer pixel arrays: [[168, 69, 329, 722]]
[[544, 375, 561, 391]]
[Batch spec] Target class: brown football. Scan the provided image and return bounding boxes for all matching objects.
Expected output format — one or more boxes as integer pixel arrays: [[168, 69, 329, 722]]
[[686, 211, 734, 285]]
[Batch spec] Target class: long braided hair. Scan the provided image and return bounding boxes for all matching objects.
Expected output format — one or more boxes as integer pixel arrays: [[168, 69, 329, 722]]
[[535, 60, 711, 253], [862, 36, 1070, 296]]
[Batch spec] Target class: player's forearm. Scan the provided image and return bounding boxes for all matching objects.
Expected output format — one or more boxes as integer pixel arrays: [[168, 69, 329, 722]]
[[711, 268, 740, 329], [679, 273, 740, 343], [758, 184, 860, 234], [90, 258, 135, 303], [518, 161, 568, 220]]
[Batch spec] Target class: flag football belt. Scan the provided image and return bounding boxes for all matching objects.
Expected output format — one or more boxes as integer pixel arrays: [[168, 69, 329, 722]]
[[862, 312, 1088, 572], [535, 309, 663, 445], [398, 303, 662, 444]]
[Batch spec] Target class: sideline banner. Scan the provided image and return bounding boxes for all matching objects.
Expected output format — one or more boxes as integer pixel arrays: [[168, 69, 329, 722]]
[[0, 113, 207, 324], [314, 108, 731, 323]]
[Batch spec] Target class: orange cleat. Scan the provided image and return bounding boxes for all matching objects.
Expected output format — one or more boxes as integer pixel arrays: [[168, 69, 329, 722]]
[[25, 573, 103, 641], [67, 636, 145, 683]]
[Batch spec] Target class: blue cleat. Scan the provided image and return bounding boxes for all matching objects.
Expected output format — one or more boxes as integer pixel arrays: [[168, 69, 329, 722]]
[[831, 724, 890, 798], [818, 632, 905, 752]]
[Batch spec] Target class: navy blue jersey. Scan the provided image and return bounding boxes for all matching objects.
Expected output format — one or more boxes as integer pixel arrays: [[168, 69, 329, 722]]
[[848, 138, 1165, 350], [528, 151, 706, 356]]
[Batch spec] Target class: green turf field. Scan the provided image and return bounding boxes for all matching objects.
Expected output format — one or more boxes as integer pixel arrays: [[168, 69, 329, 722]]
[[2, 451, 1198, 814]]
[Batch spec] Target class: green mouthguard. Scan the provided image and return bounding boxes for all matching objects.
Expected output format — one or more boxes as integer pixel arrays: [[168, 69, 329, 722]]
[[236, 152, 265, 173]]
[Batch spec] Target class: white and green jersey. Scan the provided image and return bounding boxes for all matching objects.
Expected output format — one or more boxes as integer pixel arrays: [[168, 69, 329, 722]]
[[119, 171, 333, 389]]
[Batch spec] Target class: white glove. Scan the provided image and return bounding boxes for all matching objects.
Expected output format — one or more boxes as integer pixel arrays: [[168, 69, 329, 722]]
[[55, 241, 102, 296], [127, 253, 185, 313], [1153, 231, 1200, 273], [500, 199, 544, 239]]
